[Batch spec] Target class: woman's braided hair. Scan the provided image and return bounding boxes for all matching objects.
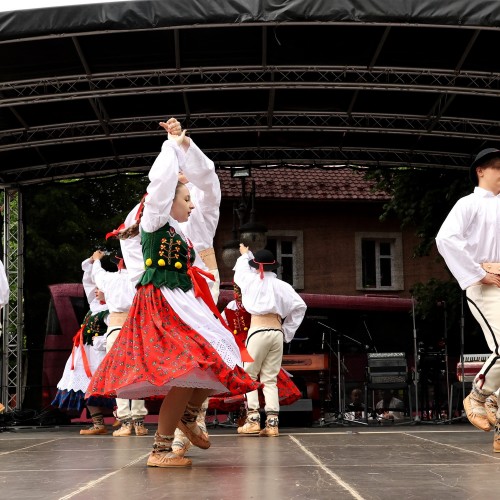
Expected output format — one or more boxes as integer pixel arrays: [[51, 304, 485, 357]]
[[116, 181, 185, 240]]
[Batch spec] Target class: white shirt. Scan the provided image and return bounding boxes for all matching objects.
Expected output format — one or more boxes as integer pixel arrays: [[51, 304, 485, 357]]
[[122, 138, 221, 291], [233, 251, 307, 343], [91, 260, 136, 313], [0, 260, 8, 308], [436, 187, 500, 289], [120, 204, 144, 286], [81, 258, 109, 315], [136, 138, 242, 369], [376, 397, 404, 420], [178, 140, 221, 258]]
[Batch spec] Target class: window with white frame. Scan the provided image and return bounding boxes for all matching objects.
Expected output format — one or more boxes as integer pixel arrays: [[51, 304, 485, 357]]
[[265, 230, 304, 290], [355, 232, 404, 291]]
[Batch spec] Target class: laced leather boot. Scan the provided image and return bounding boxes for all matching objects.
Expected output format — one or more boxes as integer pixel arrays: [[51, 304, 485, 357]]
[[177, 403, 210, 449], [172, 400, 208, 455], [259, 415, 279, 437], [494, 421, 500, 453], [237, 411, 261, 435], [112, 419, 133, 437], [147, 432, 192, 467], [171, 433, 191, 457], [463, 385, 492, 432], [133, 418, 148, 436], [80, 413, 108, 435], [485, 393, 498, 428]]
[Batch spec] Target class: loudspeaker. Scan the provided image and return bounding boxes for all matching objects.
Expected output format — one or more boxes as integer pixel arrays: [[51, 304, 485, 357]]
[[277, 399, 313, 427], [367, 352, 407, 384]]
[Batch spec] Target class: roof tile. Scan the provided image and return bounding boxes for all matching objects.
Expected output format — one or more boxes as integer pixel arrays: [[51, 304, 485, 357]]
[[217, 168, 388, 201]]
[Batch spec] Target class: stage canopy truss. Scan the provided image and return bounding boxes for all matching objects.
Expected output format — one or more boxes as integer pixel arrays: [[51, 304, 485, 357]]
[[2, 1, 500, 187], [2, 0, 500, 409]]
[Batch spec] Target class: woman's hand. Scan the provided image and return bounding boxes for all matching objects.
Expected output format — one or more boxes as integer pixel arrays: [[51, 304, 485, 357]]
[[91, 250, 105, 262], [159, 118, 189, 148], [160, 117, 181, 135]]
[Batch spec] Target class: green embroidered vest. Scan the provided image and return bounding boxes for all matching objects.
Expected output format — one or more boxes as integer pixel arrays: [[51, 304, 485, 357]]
[[82, 309, 109, 345], [139, 223, 195, 291]]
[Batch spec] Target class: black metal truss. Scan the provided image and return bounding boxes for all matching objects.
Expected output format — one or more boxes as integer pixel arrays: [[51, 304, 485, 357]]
[[3, 66, 500, 105], [2, 146, 469, 186], [2, 112, 500, 150]]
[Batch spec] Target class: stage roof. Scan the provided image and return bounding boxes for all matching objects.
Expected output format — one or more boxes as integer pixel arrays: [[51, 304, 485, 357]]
[[2, 0, 500, 187]]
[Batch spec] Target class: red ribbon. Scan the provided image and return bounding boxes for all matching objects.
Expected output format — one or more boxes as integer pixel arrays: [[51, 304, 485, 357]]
[[187, 265, 226, 324], [258, 263, 264, 279], [105, 223, 125, 240], [70, 325, 92, 378], [186, 264, 253, 363]]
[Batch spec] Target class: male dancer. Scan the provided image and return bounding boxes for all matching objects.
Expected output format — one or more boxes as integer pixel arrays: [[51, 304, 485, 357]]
[[436, 148, 500, 452], [234, 245, 306, 436]]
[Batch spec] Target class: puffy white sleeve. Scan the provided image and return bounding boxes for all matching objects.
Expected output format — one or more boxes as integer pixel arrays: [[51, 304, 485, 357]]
[[0, 260, 9, 308], [91, 259, 109, 294], [277, 284, 307, 343], [233, 251, 256, 294], [81, 257, 96, 305], [120, 203, 145, 286], [141, 140, 185, 233], [435, 198, 486, 289], [179, 139, 221, 251]]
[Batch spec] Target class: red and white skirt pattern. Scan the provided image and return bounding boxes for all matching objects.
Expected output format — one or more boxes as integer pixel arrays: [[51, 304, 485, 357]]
[[86, 284, 262, 400]]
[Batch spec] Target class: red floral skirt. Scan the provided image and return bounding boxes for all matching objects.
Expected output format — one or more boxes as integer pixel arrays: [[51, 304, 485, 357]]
[[86, 284, 262, 400], [208, 368, 302, 411]]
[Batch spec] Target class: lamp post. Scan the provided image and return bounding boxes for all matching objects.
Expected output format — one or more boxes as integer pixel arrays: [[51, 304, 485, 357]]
[[221, 201, 241, 269], [221, 168, 267, 269]]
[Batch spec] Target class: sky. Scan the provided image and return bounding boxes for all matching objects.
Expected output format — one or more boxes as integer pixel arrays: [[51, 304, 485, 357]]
[[0, 1, 128, 13]]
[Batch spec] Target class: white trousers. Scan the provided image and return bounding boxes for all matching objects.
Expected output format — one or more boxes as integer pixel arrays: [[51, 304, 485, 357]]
[[106, 326, 148, 420], [466, 284, 500, 393], [244, 328, 283, 414]]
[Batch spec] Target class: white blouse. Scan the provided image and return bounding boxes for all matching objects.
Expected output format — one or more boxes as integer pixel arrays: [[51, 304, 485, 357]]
[[436, 187, 500, 289], [91, 260, 136, 313], [233, 251, 307, 343], [139, 138, 242, 369]]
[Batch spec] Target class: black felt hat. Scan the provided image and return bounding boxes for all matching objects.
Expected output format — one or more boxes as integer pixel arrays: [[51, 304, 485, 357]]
[[470, 148, 500, 185], [248, 249, 280, 272]]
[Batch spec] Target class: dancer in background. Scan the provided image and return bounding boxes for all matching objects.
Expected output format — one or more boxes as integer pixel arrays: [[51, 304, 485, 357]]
[[87, 118, 261, 467], [52, 254, 114, 435], [91, 249, 148, 437], [0, 258, 8, 310], [234, 245, 307, 437], [0, 258, 8, 414], [208, 282, 302, 429], [436, 147, 500, 453]]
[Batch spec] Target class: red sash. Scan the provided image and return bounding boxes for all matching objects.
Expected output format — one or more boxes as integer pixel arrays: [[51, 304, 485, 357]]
[[186, 265, 254, 363], [71, 325, 92, 378]]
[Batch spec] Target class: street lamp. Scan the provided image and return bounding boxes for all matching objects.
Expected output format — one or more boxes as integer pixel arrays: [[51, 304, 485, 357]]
[[221, 168, 267, 269]]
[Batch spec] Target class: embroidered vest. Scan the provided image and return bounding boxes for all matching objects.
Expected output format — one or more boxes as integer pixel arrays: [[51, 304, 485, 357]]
[[224, 306, 251, 337], [139, 223, 195, 291], [82, 309, 109, 345]]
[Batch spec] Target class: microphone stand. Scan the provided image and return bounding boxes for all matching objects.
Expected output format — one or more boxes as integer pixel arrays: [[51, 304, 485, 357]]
[[316, 322, 367, 427], [411, 297, 421, 424]]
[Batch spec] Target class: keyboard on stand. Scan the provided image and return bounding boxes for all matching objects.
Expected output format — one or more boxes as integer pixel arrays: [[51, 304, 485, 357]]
[[456, 354, 489, 382]]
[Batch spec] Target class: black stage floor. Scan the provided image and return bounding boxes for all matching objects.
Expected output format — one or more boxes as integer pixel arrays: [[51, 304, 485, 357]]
[[1, 421, 499, 500]]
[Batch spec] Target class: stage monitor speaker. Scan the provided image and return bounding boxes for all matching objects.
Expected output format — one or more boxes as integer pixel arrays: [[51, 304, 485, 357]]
[[367, 352, 407, 384], [277, 399, 313, 427]]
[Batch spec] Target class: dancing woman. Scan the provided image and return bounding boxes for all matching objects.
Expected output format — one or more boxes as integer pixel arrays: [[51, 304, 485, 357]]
[[86, 119, 261, 467]]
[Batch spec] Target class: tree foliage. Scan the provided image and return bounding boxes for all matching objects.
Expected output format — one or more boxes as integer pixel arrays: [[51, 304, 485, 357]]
[[366, 167, 470, 257], [22, 174, 147, 408], [364, 166, 484, 352]]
